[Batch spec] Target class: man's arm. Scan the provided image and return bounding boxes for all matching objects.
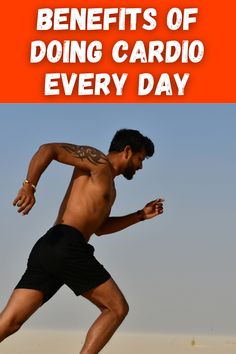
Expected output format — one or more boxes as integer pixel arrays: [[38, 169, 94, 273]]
[[24, 143, 108, 187], [13, 143, 108, 215], [95, 199, 164, 236]]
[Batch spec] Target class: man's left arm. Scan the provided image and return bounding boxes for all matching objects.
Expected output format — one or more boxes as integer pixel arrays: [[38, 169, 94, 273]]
[[95, 199, 164, 236]]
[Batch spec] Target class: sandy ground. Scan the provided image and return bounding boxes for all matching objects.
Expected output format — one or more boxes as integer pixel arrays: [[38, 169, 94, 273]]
[[1, 330, 236, 354]]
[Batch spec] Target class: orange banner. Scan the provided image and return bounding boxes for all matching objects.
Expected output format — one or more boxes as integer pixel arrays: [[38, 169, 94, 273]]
[[0, 1, 235, 102]]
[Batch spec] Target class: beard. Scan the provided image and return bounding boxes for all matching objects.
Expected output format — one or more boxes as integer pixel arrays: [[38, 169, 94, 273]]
[[123, 160, 136, 180]]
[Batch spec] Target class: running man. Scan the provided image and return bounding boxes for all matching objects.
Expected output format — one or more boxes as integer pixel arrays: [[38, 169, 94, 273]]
[[0, 129, 164, 353]]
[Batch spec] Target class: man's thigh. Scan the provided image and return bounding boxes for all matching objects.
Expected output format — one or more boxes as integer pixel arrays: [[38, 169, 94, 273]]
[[1, 289, 44, 324]]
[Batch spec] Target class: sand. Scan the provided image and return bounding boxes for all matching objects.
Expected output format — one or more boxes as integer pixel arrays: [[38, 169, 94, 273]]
[[1, 330, 236, 354]]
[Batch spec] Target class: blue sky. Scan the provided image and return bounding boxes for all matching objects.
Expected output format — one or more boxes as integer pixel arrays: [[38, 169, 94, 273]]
[[1, 104, 236, 335]]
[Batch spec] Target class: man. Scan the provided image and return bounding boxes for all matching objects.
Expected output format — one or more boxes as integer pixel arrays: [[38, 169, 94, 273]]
[[0, 129, 164, 353]]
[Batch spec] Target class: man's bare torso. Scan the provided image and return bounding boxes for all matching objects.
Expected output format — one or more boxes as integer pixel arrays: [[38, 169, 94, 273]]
[[54, 166, 116, 241]]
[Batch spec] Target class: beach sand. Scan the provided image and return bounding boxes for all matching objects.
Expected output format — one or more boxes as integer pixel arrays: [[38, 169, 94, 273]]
[[1, 330, 236, 354]]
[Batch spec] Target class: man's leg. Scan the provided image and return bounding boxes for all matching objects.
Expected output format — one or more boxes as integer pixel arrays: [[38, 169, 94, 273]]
[[80, 278, 129, 354], [0, 288, 44, 342]]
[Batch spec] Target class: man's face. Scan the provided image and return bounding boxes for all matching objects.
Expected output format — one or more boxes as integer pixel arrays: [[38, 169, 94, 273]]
[[123, 149, 146, 180]]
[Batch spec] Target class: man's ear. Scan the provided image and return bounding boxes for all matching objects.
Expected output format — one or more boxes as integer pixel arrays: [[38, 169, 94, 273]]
[[123, 145, 133, 159]]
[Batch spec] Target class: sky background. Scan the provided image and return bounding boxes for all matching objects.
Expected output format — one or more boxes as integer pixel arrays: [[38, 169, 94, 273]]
[[0, 104, 236, 336]]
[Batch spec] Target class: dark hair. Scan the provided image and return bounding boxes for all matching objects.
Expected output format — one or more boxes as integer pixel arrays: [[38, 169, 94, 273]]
[[109, 129, 154, 157]]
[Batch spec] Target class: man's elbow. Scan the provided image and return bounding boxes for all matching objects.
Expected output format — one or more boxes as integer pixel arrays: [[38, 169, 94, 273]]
[[94, 229, 103, 236], [38, 143, 56, 159], [38, 143, 50, 154]]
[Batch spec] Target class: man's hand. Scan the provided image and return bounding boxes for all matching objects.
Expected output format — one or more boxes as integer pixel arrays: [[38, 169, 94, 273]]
[[13, 186, 36, 215], [141, 198, 164, 220]]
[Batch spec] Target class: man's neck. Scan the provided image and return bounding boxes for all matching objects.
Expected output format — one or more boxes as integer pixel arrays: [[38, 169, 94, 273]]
[[107, 153, 122, 178]]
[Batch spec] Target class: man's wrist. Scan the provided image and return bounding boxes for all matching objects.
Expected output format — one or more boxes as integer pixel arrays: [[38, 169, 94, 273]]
[[137, 209, 145, 221], [23, 179, 37, 193]]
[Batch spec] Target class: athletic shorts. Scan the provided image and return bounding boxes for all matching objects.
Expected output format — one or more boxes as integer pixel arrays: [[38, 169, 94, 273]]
[[15, 224, 111, 303]]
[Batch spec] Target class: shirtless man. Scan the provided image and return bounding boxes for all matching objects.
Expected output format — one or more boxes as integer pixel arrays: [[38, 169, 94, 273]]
[[0, 129, 164, 353]]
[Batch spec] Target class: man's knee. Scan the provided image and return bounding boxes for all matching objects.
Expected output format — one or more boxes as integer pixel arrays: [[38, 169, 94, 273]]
[[0, 315, 23, 340], [113, 297, 129, 321], [7, 319, 22, 335]]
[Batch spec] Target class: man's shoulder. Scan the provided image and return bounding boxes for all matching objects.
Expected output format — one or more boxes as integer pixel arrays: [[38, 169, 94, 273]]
[[62, 144, 107, 165]]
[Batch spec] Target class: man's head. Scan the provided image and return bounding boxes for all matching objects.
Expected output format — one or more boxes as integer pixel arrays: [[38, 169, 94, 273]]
[[108, 129, 155, 180]]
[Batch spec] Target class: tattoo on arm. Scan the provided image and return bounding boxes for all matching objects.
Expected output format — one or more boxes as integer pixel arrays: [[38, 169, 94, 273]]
[[61, 144, 108, 165]]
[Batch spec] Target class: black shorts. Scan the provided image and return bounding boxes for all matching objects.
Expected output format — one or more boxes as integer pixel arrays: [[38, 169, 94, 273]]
[[15, 224, 111, 303]]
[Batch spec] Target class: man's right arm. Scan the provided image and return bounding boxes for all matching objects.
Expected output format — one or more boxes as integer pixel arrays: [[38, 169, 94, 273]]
[[13, 143, 108, 215]]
